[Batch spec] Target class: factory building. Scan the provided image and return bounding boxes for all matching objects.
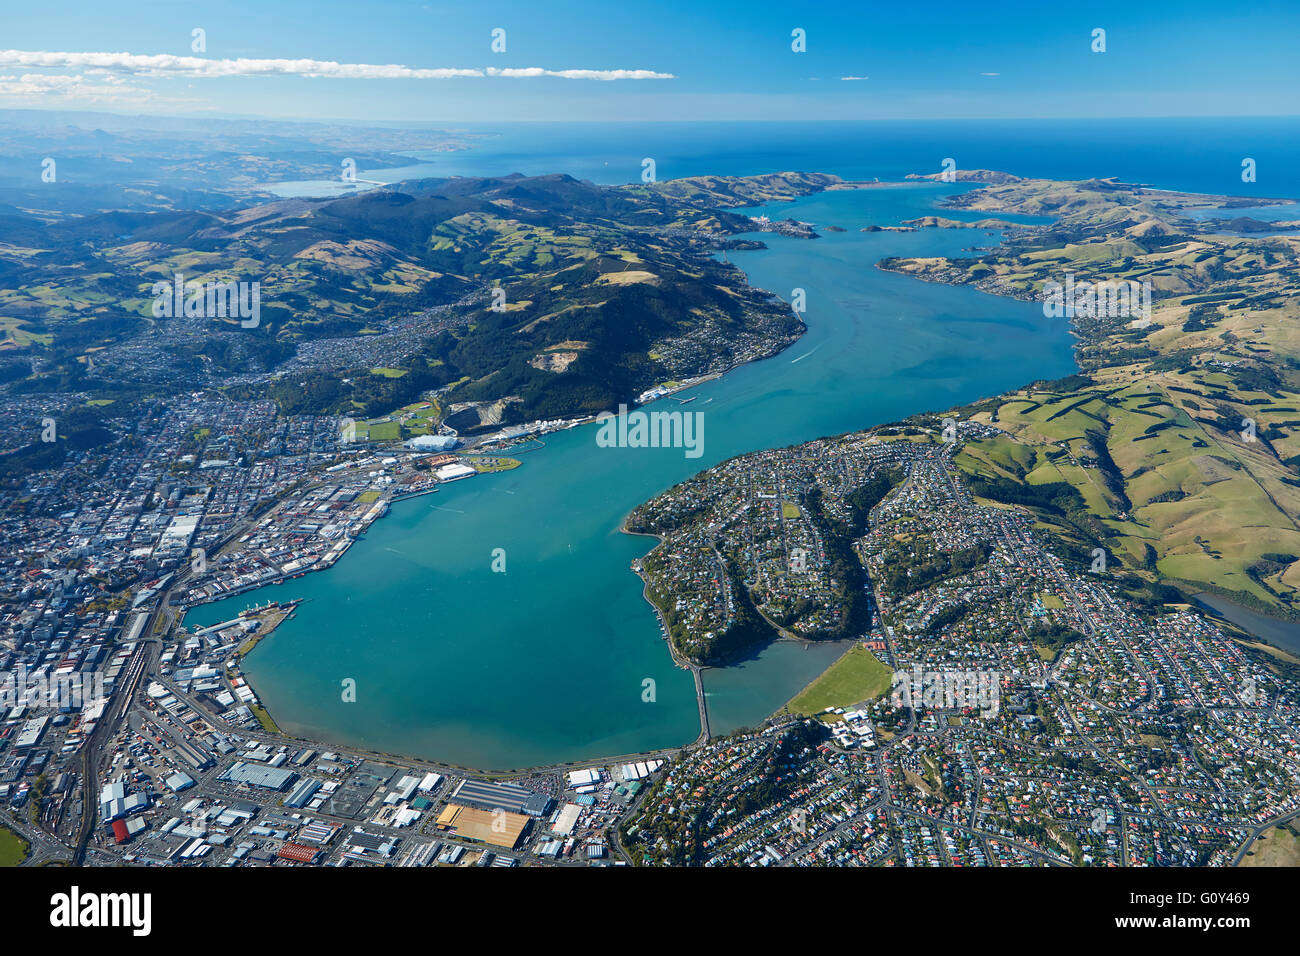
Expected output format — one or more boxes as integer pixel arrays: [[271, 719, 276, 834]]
[[218, 761, 297, 791], [284, 778, 322, 809], [450, 778, 551, 817]]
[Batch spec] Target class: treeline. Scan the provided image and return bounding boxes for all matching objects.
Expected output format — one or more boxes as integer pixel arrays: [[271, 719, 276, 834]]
[[704, 554, 780, 664], [843, 466, 907, 535], [1084, 428, 1132, 512], [963, 470, 1113, 568], [1123, 579, 1190, 612], [926, 602, 971, 635], [880, 542, 994, 598], [729, 723, 829, 818], [965, 473, 1085, 514], [801, 487, 873, 639], [248, 356, 453, 418], [1026, 621, 1085, 653], [0, 404, 120, 481], [447, 258, 789, 424]]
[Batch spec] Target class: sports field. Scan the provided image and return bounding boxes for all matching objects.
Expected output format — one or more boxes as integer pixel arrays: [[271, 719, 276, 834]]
[[784, 644, 893, 716]]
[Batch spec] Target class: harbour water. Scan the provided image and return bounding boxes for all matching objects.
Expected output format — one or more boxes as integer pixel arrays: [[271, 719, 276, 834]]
[[1195, 594, 1300, 658], [187, 180, 1077, 770]]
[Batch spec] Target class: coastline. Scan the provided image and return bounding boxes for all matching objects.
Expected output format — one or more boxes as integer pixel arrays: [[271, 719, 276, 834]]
[[1193, 591, 1300, 658], [620, 522, 697, 669], [213, 599, 303, 735], [620, 520, 714, 745]]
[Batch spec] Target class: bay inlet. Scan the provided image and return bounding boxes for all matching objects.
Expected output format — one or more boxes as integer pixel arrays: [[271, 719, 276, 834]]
[[185, 183, 1077, 770]]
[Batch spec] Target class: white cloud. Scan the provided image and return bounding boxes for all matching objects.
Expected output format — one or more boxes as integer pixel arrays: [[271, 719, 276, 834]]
[[0, 50, 673, 81], [840, 75, 869, 81], [980, 72, 1000, 77], [0, 71, 192, 105], [484, 67, 672, 80]]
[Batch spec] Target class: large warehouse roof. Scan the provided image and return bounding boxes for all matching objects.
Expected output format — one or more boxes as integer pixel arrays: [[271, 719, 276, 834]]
[[218, 761, 297, 791], [452, 778, 551, 817], [437, 805, 529, 849]]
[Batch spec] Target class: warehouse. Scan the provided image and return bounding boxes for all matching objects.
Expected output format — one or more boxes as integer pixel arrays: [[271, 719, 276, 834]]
[[276, 842, 322, 864], [451, 778, 551, 817], [165, 771, 196, 793], [172, 740, 215, 771], [435, 804, 530, 849], [567, 768, 600, 788], [101, 791, 149, 821], [218, 761, 297, 791], [619, 759, 664, 782], [111, 817, 147, 844], [384, 774, 420, 804], [551, 803, 581, 837], [434, 463, 477, 482], [284, 777, 322, 809], [14, 715, 48, 749]]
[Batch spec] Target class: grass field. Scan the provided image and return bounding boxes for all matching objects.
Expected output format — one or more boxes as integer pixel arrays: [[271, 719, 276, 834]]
[[250, 704, 282, 735], [783, 644, 893, 716], [0, 823, 29, 866], [364, 420, 402, 442], [465, 456, 521, 473], [781, 501, 800, 519], [1240, 824, 1300, 867]]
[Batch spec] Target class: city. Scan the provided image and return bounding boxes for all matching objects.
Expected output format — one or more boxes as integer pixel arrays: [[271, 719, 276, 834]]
[[1, 0, 1297, 940]]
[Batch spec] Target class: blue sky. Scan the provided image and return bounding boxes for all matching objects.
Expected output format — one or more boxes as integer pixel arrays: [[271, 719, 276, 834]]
[[1, 0, 1297, 121]]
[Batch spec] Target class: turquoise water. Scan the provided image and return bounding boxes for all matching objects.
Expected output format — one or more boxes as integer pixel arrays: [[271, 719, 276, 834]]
[[186, 183, 1077, 770]]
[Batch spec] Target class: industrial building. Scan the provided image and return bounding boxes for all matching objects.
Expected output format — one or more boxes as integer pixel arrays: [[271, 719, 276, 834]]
[[435, 804, 530, 849], [284, 778, 322, 809], [218, 761, 297, 791], [619, 760, 664, 782], [276, 842, 322, 864], [434, 462, 477, 482], [450, 778, 551, 817], [165, 771, 196, 793], [404, 435, 460, 451], [551, 803, 582, 837]]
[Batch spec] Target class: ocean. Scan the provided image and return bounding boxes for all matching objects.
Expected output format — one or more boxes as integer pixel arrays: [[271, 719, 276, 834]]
[[267, 117, 1300, 199]]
